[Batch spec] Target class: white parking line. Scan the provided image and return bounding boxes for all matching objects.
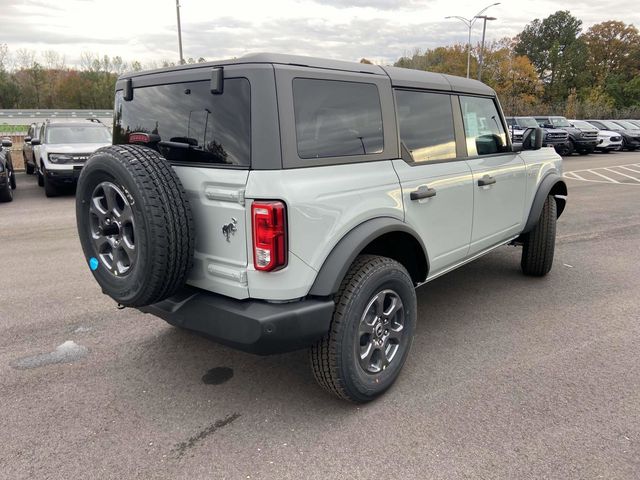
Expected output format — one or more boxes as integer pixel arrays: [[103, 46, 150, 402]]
[[618, 165, 640, 174], [604, 167, 640, 182], [589, 170, 620, 183], [563, 163, 640, 185]]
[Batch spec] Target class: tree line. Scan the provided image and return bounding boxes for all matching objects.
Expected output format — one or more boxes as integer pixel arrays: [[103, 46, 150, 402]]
[[1, 11, 639, 118], [393, 11, 640, 118], [0, 47, 206, 110]]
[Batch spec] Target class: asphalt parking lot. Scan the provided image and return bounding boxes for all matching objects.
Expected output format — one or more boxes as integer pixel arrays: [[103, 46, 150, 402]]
[[1, 152, 639, 479]]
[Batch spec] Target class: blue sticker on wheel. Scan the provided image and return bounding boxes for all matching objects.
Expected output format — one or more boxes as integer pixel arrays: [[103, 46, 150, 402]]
[[89, 257, 99, 271]]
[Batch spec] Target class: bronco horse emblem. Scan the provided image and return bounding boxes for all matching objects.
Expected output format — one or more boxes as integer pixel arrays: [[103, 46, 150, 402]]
[[222, 218, 238, 242]]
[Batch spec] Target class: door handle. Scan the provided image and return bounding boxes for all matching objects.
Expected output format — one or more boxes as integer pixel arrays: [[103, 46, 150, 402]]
[[410, 186, 437, 200], [477, 175, 496, 187]]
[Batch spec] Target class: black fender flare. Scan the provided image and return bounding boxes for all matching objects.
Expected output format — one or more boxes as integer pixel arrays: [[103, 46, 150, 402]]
[[522, 173, 567, 234], [308, 217, 429, 297]]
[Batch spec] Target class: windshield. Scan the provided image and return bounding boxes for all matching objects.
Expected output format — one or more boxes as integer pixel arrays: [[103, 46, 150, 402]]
[[550, 117, 571, 128], [517, 117, 539, 128], [46, 125, 110, 144], [571, 120, 593, 130], [613, 120, 637, 130], [600, 120, 622, 130]]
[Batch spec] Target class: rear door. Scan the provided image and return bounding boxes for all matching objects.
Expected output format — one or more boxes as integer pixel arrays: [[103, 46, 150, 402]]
[[393, 89, 473, 276], [459, 95, 526, 254]]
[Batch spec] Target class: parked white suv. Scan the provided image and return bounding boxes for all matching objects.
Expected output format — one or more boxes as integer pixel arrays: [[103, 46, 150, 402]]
[[32, 120, 111, 197], [76, 54, 568, 402]]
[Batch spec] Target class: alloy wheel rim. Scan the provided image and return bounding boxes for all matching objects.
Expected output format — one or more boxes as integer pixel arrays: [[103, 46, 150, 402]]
[[88, 181, 137, 276], [357, 289, 405, 374]]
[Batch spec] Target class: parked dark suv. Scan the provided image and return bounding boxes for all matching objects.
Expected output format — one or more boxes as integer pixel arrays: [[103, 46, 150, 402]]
[[535, 116, 598, 155], [506, 116, 569, 155], [1, 138, 16, 202]]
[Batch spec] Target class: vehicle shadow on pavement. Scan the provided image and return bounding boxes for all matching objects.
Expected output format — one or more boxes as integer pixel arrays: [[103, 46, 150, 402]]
[[108, 246, 538, 416]]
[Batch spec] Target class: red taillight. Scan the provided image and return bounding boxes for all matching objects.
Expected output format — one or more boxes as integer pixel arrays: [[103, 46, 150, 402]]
[[252, 201, 287, 272], [129, 132, 150, 143]]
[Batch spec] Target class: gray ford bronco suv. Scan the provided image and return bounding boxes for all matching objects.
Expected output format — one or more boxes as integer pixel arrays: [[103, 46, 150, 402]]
[[76, 53, 567, 403]]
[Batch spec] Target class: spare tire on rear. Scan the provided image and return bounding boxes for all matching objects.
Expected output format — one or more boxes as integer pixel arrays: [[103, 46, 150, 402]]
[[76, 145, 195, 307]]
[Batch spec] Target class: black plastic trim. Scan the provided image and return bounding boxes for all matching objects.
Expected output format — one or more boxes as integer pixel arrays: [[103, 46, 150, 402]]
[[309, 217, 429, 296], [138, 287, 335, 355], [522, 173, 567, 233]]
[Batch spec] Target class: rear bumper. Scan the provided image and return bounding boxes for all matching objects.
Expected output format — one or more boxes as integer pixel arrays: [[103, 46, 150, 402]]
[[138, 287, 335, 355]]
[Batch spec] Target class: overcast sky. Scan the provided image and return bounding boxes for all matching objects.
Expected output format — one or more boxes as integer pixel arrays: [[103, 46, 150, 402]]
[[2, 0, 639, 67]]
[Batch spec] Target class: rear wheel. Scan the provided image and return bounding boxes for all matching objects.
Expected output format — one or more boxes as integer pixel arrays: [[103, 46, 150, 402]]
[[26, 163, 35, 174], [310, 255, 417, 403], [521, 195, 557, 276]]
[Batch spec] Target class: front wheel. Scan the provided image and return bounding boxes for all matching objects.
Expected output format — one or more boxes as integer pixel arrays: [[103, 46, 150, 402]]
[[521, 195, 557, 276], [43, 167, 59, 197], [309, 255, 417, 403]]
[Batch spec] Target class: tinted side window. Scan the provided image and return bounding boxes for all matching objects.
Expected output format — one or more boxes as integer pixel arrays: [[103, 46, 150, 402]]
[[114, 78, 251, 167], [460, 96, 508, 156], [395, 90, 456, 163], [293, 78, 383, 159]]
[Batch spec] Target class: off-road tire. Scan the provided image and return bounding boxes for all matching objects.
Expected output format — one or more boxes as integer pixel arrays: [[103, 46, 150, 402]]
[[521, 195, 557, 276], [0, 178, 12, 202], [76, 144, 195, 307], [43, 168, 59, 197], [310, 255, 417, 403], [37, 166, 44, 187], [563, 140, 575, 156]]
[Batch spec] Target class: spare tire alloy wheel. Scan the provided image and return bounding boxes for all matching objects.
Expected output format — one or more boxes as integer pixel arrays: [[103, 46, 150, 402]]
[[89, 182, 137, 276], [76, 145, 194, 308]]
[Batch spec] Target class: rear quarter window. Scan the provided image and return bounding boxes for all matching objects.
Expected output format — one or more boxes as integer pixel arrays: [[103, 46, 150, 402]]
[[292, 78, 384, 159]]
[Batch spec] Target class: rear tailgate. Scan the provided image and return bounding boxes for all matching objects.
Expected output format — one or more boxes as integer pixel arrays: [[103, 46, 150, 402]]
[[174, 166, 250, 299]]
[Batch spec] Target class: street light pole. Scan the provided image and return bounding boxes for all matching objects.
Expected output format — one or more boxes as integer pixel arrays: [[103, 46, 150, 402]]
[[477, 16, 497, 81], [445, 2, 500, 79], [176, 0, 184, 65]]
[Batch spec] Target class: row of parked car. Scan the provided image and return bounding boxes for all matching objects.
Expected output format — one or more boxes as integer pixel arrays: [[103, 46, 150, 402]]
[[3, 113, 640, 204], [506, 116, 640, 156]]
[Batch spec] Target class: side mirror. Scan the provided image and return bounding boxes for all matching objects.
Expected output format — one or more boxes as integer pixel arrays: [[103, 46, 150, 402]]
[[24, 136, 32, 143], [521, 127, 544, 151], [30, 138, 41, 146], [1, 139, 12, 148]]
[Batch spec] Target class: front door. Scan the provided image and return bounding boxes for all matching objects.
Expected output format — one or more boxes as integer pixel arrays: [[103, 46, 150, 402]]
[[458, 95, 526, 254]]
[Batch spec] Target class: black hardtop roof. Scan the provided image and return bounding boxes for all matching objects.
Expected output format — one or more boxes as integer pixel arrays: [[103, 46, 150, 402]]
[[120, 52, 495, 96]]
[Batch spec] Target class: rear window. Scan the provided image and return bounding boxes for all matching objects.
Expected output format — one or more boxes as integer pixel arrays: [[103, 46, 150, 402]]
[[113, 78, 251, 167], [293, 78, 383, 159]]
